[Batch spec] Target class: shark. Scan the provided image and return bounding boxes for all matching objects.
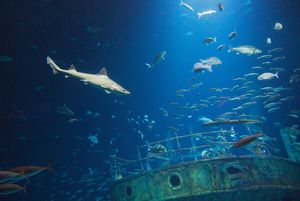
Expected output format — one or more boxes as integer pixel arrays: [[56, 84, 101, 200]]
[[46, 57, 130, 95]]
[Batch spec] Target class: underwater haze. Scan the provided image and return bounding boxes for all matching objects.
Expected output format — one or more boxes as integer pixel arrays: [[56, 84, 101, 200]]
[[0, 0, 300, 200]]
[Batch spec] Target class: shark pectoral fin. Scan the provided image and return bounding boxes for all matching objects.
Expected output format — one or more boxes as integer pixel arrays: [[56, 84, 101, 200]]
[[65, 75, 69, 78], [98, 68, 108, 76], [104, 90, 111, 94]]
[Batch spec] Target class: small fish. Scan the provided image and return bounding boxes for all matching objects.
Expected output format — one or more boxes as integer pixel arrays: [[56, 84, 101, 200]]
[[233, 133, 263, 148], [274, 22, 283, 31], [0, 56, 13, 62], [271, 67, 285, 72], [202, 37, 217, 45], [145, 51, 166, 68], [257, 54, 272, 60], [257, 72, 279, 81], [244, 73, 258, 77], [272, 56, 286, 62], [168, 126, 179, 132], [287, 114, 299, 119], [268, 107, 280, 113], [290, 74, 300, 83], [217, 44, 225, 51], [197, 10, 217, 18], [179, 0, 194, 12], [252, 66, 263, 69], [233, 78, 246, 81], [218, 3, 224, 11], [294, 68, 300, 73], [266, 37, 272, 44], [228, 31, 237, 39], [268, 47, 283, 54], [67, 118, 81, 124], [262, 61, 272, 65]]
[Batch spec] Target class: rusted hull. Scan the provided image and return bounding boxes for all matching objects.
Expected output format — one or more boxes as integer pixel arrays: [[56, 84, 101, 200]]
[[110, 157, 300, 201]]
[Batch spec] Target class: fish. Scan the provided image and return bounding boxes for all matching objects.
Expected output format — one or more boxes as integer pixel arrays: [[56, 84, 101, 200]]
[[264, 102, 281, 109], [252, 66, 264, 69], [47, 57, 130, 95], [244, 73, 258, 77], [274, 22, 283, 31], [257, 54, 272, 60], [228, 31, 237, 39], [0, 171, 27, 184], [257, 72, 279, 80], [233, 78, 246, 81], [197, 10, 217, 18], [271, 67, 285, 72], [145, 51, 166, 68], [272, 56, 286, 62], [290, 74, 300, 83], [200, 57, 222, 66], [266, 37, 272, 44], [168, 126, 179, 132], [262, 61, 272, 65], [193, 62, 212, 73], [179, 0, 194, 12], [9, 164, 53, 178], [268, 48, 283, 54], [268, 107, 280, 113], [217, 44, 225, 51], [198, 116, 213, 123], [233, 133, 263, 148], [0, 56, 13, 62], [294, 68, 300, 73], [287, 114, 299, 119], [217, 3, 224, 11], [67, 118, 81, 124], [0, 184, 26, 195], [228, 45, 262, 55], [202, 37, 217, 45]]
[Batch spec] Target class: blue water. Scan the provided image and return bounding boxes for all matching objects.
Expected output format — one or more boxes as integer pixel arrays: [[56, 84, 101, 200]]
[[1, 0, 300, 200]]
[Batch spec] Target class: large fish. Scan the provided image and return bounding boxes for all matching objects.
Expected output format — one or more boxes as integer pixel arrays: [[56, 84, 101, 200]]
[[0, 171, 27, 184], [233, 133, 263, 148], [228, 45, 262, 55], [9, 164, 53, 178], [0, 183, 26, 195], [47, 57, 130, 95]]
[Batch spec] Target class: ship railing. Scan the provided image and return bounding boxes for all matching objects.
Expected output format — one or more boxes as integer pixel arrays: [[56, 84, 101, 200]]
[[110, 128, 278, 179]]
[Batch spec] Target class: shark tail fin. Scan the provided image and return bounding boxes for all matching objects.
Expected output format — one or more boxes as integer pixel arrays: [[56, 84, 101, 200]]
[[275, 72, 279, 78], [214, 37, 217, 43], [145, 63, 152, 68], [47, 57, 59, 74], [180, 0, 183, 5], [197, 12, 202, 19]]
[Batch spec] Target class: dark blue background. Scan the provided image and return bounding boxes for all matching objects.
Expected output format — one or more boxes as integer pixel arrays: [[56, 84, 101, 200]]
[[0, 0, 300, 200]]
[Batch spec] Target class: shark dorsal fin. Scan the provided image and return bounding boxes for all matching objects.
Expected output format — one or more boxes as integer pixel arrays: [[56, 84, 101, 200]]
[[98, 68, 108, 76], [69, 64, 76, 71]]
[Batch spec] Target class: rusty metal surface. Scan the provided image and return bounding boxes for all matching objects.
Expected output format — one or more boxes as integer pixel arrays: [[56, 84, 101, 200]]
[[110, 156, 300, 201]]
